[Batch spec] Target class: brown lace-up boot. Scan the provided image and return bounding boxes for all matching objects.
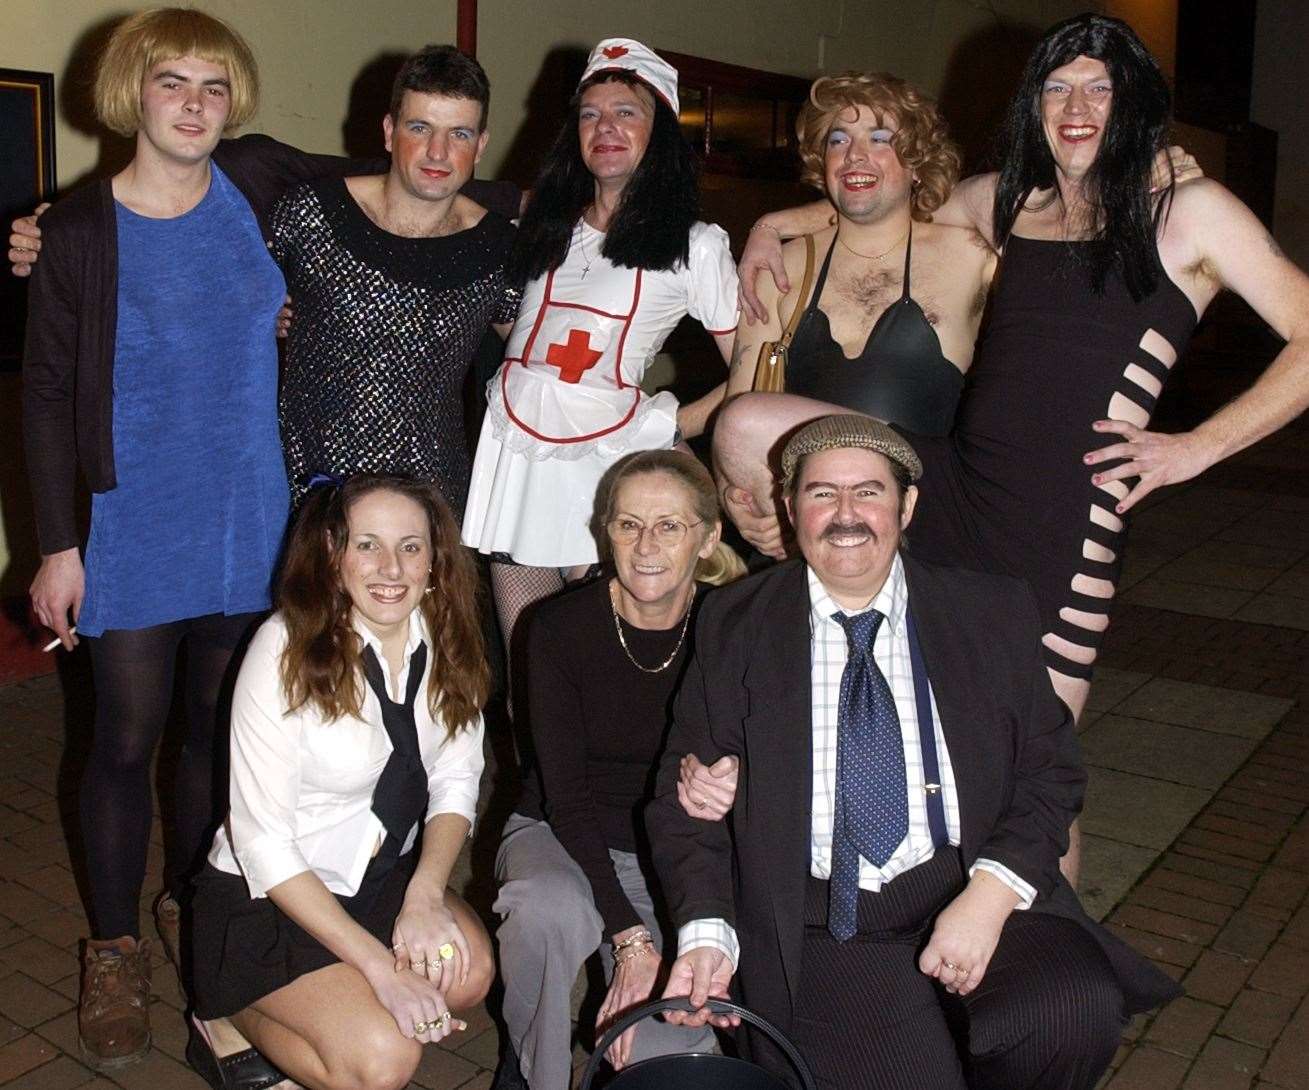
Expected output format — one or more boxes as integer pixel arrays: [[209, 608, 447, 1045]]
[[79, 936, 152, 1069]]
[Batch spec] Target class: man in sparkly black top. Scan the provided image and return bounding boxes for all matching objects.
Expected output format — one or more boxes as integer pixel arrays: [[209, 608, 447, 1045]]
[[273, 45, 522, 514]]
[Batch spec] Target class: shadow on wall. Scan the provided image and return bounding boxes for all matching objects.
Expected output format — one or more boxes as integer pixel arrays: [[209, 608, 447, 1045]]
[[495, 45, 589, 190], [342, 52, 408, 159], [935, 20, 1043, 176], [58, 13, 137, 191]]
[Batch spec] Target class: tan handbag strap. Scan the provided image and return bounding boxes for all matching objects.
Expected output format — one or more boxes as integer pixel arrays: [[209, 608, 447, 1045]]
[[776, 234, 816, 348]]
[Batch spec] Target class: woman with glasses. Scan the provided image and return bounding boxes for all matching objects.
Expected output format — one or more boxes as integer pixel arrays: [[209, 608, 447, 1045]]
[[491, 451, 743, 1090]]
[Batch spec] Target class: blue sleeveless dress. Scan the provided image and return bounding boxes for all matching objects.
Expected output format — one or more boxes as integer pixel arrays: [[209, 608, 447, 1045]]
[[78, 164, 289, 635]]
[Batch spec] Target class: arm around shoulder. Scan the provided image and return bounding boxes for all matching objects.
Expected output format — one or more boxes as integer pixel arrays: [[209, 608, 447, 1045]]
[[931, 172, 998, 242], [724, 237, 801, 399]]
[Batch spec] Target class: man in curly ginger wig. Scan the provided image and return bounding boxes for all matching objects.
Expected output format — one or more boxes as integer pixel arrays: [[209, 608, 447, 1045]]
[[715, 70, 996, 556]]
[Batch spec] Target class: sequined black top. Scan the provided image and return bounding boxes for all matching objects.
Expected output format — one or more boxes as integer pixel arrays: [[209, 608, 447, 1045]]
[[272, 178, 521, 513]]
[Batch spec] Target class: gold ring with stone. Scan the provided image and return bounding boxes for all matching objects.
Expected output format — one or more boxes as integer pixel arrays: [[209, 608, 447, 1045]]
[[410, 959, 427, 971], [437, 1010, 453, 1027], [414, 1020, 429, 1034], [438, 943, 456, 961], [943, 961, 957, 970]]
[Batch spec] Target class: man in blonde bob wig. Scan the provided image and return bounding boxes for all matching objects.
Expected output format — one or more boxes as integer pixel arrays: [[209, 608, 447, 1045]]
[[94, 7, 259, 137]]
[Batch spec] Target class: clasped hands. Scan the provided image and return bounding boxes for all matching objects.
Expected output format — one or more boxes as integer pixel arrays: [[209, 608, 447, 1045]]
[[372, 890, 468, 1044]]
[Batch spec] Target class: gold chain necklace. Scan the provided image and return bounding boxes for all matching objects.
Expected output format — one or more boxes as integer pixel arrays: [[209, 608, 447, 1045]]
[[836, 227, 908, 262], [609, 582, 696, 674]]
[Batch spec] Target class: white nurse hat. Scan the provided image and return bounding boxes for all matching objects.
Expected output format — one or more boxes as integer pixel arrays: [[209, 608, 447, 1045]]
[[579, 38, 679, 115]]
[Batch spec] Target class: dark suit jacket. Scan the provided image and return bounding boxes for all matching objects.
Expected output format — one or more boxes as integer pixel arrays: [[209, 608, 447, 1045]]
[[648, 556, 1178, 1046]]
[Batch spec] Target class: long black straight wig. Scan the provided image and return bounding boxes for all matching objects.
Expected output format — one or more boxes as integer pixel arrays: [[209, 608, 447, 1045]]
[[992, 13, 1174, 300], [508, 71, 699, 286]]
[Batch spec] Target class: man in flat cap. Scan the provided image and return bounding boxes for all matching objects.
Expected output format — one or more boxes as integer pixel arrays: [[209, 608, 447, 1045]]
[[647, 415, 1177, 1090]]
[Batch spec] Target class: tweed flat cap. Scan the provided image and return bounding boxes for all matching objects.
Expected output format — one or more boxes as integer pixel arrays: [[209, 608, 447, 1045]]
[[781, 414, 923, 486]]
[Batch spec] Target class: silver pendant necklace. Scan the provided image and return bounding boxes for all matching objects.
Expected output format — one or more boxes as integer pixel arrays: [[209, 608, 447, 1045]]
[[578, 226, 596, 280], [609, 582, 696, 674]]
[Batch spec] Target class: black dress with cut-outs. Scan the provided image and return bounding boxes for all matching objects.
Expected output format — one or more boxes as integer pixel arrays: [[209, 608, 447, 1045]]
[[902, 236, 1198, 680]]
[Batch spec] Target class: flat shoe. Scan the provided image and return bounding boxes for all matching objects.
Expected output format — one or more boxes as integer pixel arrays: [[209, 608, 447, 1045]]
[[187, 1015, 288, 1090]]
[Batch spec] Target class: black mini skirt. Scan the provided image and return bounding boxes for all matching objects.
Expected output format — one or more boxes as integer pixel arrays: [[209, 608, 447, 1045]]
[[191, 848, 417, 1020]]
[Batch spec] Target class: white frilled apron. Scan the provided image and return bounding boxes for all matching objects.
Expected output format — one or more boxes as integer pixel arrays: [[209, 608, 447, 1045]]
[[462, 219, 738, 567]]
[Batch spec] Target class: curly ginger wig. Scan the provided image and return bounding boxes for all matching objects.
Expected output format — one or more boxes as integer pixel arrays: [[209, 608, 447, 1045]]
[[797, 72, 961, 221]]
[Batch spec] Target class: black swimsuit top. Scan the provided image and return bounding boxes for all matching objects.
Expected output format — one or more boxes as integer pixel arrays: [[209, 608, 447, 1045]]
[[785, 226, 964, 435]]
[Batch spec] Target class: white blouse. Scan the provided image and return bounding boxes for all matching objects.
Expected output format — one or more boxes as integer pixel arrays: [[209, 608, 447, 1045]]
[[208, 610, 484, 898]]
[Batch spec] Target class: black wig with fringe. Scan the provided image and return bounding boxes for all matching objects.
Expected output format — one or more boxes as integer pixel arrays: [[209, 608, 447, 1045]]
[[992, 13, 1173, 301], [509, 71, 699, 286]]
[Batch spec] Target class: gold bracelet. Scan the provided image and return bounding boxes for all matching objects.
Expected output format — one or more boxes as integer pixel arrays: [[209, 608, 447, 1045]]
[[612, 929, 653, 953], [614, 942, 652, 966]]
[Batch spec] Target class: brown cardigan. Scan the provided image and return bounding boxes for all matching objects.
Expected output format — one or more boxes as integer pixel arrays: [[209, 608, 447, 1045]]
[[21, 134, 520, 554]]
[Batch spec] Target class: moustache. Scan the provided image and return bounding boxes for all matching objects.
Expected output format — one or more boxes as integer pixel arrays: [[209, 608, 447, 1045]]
[[821, 521, 874, 542]]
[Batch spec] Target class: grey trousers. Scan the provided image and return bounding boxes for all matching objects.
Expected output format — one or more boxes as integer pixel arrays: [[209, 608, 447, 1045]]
[[494, 813, 714, 1089]]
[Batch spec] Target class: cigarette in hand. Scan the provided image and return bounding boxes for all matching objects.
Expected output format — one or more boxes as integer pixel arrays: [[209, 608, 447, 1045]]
[[42, 627, 76, 652]]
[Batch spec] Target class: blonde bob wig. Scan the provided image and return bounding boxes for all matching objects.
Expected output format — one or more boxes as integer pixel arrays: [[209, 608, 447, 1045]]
[[796, 72, 961, 221], [95, 7, 259, 137]]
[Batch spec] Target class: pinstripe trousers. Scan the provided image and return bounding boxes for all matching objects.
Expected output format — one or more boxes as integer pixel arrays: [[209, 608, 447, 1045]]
[[787, 849, 1124, 1090]]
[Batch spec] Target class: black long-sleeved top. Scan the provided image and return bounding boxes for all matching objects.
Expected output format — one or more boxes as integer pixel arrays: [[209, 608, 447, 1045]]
[[527, 577, 704, 938]]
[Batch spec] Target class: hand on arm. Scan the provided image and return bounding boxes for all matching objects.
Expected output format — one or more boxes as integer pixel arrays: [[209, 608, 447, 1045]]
[[918, 870, 1020, 996], [30, 548, 83, 650], [7, 203, 48, 277], [677, 754, 738, 820], [1085, 181, 1309, 512]]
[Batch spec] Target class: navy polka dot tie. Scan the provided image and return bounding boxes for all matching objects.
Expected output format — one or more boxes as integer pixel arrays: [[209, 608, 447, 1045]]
[[828, 609, 908, 941]]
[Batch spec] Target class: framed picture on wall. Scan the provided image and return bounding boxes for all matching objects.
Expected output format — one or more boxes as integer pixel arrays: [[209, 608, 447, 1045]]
[[1, 68, 57, 370]]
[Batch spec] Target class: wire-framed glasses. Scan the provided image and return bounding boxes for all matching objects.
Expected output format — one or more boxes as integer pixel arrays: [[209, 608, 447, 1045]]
[[606, 517, 704, 547]]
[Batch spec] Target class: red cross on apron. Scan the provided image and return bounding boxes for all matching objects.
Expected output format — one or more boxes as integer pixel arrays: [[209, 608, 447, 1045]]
[[545, 329, 603, 384]]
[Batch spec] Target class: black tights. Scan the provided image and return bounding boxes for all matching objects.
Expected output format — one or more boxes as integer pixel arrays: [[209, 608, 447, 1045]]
[[82, 612, 257, 940]]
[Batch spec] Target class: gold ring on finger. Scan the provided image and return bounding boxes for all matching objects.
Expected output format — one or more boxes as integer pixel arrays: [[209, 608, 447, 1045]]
[[413, 1020, 428, 1034], [438, 943, 456, 961], [437, 1010, 452, 1027], [410, 959, 427, 971]]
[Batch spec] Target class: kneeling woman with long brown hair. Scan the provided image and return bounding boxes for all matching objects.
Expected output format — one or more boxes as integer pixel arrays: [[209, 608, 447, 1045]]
[[189, 475, 493, 1090]]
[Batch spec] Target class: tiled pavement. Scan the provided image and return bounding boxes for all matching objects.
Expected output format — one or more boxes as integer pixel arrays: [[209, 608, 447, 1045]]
[[2, 428, 1308, 1084]]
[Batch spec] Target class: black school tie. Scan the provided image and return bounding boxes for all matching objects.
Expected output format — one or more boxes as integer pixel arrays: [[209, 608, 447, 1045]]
[[360, 642, 430, 847]]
